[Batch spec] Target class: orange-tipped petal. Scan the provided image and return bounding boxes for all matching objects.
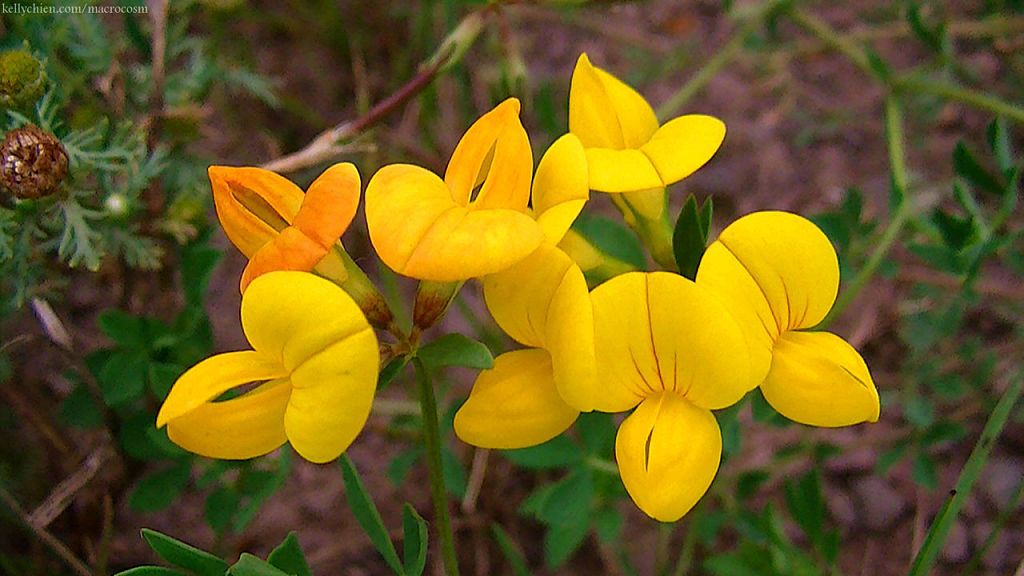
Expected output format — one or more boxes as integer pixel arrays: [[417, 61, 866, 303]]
[[209, 166, 303, 257], [444, 98, 532, 211], [292, 162, 361, 249]]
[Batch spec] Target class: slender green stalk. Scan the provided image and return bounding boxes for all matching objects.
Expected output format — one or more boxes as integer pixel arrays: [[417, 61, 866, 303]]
[[657, 0, 792, 118], [787, 7, 878, 79], [655, 523, 673, 576], [907, 370, 1024, 576], [412, 357, 461, 576], [895, 75, 1024, 124], [824, 94, 913, 325], [670, 502, 703, 576]]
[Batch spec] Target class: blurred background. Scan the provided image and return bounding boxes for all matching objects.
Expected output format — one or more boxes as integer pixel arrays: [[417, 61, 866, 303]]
[[1, 1, 1022, 575]]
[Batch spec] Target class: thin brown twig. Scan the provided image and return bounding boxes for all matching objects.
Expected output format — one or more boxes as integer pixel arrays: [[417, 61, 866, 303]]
[[0, 487, 93, 576], [261, 10, 488, 174], [28, 446, 114, 529]]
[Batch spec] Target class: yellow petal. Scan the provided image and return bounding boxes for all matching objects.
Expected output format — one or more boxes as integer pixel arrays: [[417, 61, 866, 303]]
[[241, 271, 376, 372], [286, 328, 379, 463], [454, 349, 580, 449], [365, 163, 543, 281], [293, 162, 360, 249], [639, 115, 725, 187], [209, 166, 303, 257], [444, 98, 532, 212], [532, 133, 589, 244], [615, 392, 721, 522], [485, 245, 598, 412], [156, 350, 288, 427], [761, 331, 880, 427], [696, 211, 841, 388], [584, 147, 664, 193], [166, 379, 291, 460], [401, 207, 543, 281], [695, 241, 777, 387], [591, 272, 752, 412], [710, 211, 839, 333], [568, 53, 658, 149]]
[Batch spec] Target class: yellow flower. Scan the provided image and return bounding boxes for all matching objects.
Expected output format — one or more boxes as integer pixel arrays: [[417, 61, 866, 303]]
[[455, 134, 597, 448], [156, 271, 379, 463], [364, 98, 545, 281], [568, 53, 726, 268], [209, 163, 360, 292], [591, 271, 752, 522], [696, 211, 880, 427]]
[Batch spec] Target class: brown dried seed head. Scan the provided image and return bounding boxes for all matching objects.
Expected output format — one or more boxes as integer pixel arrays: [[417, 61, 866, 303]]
[[1, 125, 69, 199]]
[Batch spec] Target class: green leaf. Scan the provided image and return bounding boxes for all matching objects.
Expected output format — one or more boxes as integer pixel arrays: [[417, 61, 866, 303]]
[[930, 208, 974, 252], [986, 117, 1014, 175], [180, 244, 223, 308], [387, 448, 422, 486], [572, 213, 647, 270], [417, 333, 493, 370], [576, 411, 615, 456], [401, 504, 428, 576], [503, 434, 582, 469], [904, 394, 935, 428], [204, 487, 240, 535], [149, 362, 184, 400], [119, 410, 185, 461], [537, 469, 593, 528], [131, 463, 191, 513], [229, 554, 290, 576], [782, 471, 825, 547], [268, 532, 312, 576], [543, 506, 590, 569], [97, 350, 149, 407], [442, 446, 467, 498], [953, 141, 1005, 196], [339, 455, 403, 575], [58, 383, 104, 429], [378, 356, 409, 389], [233, 455, 290, 533], [113, 567, 188, 576], [906, 3, 946, 53], [141, 529, 229, 576], [912, 451, 939, 490], [490, 524, 531, 576], [672, 194, 709, 280], [98, 309, 147, 349], [593, 506, 622, 545]]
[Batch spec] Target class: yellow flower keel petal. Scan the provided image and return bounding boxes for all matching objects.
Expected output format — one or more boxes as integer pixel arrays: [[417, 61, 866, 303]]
[[615, 392, 722, 522], [165, 380, 291, 460], [454, 349, 580, 450], [761, 331, 880, 427]]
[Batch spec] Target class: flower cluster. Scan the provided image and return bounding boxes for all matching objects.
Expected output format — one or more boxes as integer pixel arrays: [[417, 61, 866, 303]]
[[157, 53, 879, 522]]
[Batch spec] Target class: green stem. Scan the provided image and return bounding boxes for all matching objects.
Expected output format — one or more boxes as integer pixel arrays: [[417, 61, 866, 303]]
[[894, 75, 1024, 124], [655, 523, 673, 576], [412, 357, 461, 576], [670, 502, 703, 576], [656, 0, 791, 118], [787, 7, 878, 79], [907, 369, 1024, 576], [823, 94, 913, 326]]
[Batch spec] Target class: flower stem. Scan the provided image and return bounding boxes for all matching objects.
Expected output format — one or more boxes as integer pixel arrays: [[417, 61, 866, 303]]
[[894, 75, 1024, 125], [412, 357, 461, 576], [823, 93, 913, 326]]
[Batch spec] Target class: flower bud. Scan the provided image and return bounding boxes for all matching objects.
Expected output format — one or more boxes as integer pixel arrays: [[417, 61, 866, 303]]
[[0, 49, 48, 110], [1, 125, 69, 200]]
